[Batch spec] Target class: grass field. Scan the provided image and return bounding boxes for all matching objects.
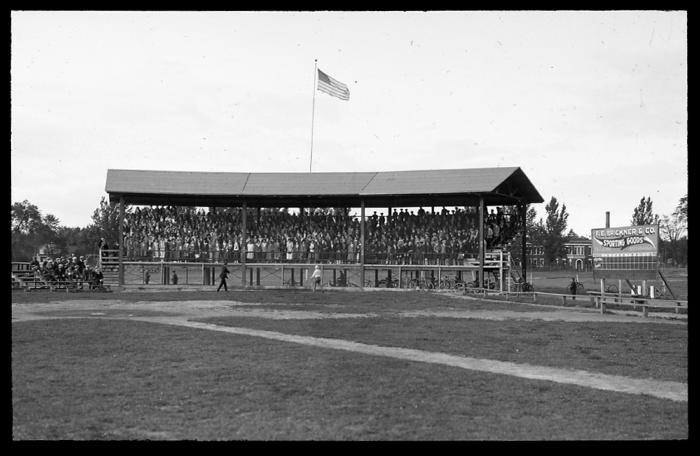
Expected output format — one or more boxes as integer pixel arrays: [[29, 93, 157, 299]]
[[528, 268, 688, 300], [12, 289, 687, 440]]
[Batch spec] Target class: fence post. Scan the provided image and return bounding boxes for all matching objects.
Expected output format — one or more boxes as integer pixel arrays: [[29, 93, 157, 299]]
[[618, 279, 622, 299], [499, 251, 503, 293], [281, 264, 285, 286], [398, 266, 402, 288]]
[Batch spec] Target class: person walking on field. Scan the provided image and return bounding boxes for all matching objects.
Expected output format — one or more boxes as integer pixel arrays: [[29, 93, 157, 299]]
[[569, 277, 577, 296], [311, 265, 322, 292], [217, 261, 230, 292]]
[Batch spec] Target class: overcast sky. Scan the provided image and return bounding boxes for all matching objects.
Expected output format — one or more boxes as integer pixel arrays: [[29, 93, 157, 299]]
[[11, 10, 687, 235]]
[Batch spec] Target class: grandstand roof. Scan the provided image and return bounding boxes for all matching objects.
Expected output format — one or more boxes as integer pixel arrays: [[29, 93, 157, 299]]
[[105, 167, 544, 207]]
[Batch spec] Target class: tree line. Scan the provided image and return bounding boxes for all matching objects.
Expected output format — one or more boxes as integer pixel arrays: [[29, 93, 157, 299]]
[[11, 194, 688, 266], [509, 194, 687, 267], [11, 197, 121, 262]]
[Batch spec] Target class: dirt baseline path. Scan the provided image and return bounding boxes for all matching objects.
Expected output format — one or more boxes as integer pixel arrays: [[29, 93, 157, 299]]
[[12, 299, 687, 403]]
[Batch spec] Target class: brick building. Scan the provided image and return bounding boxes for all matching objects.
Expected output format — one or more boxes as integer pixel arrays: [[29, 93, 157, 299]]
[[518, 236, 593, 270]]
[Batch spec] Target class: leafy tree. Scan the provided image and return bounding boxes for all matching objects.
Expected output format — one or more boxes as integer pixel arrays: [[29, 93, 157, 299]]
[[677, 193, 688, 219], [631, 196, 659, 226], [659, 194, 688, 266], [507, 205, 545, 265], [53, 226, 94, 258], [11, 200, 43, 235], [542, 196, 569, 264], [11, 200, 61, 261], [85, 196, 130, 250]]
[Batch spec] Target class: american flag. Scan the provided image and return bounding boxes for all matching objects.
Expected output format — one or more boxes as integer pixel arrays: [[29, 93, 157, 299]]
[[317, 69, 350, 101]]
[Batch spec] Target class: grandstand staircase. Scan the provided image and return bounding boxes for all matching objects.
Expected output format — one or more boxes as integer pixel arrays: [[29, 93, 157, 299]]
[[99, 250, 121, 286]]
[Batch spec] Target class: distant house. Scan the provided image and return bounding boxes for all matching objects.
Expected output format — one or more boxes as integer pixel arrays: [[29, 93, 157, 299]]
[[562, 235, 593, 270], [513, 236, 592, 270], [36, 242, 58, 259]]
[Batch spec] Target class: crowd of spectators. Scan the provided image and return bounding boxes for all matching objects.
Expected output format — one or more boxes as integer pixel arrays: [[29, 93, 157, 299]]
[[121, 205, 522, 265], [29, 254, 104, 289]]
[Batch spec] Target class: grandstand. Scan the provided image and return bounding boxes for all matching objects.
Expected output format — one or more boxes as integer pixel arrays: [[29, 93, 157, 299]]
[[103, 167, 543, 290]]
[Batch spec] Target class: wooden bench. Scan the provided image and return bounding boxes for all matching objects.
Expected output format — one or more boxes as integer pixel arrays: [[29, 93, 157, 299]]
[[45, 280, 109, 292]]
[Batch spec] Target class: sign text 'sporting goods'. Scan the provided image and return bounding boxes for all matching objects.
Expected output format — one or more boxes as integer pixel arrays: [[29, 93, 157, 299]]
[[591, 225, 658, 257]]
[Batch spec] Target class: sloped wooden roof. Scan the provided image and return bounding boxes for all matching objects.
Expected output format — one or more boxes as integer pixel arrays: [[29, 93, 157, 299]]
[[106, 167, 543, 207]]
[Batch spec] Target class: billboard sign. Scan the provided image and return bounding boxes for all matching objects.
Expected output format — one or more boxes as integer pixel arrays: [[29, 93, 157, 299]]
[[590, 224, 659, 257]]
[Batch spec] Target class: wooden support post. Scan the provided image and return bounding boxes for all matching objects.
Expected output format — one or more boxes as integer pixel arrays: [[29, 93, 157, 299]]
[[658, 270, 677, 299], [118, 196, 125, 286], [618, 279, 622, 299], [360, 200, 365, 289], [281, 264, 285, 286], [499, 250, 503, 293], [521, 203, 527, 288], [241, 201, 247, 287], [374, 268, 378, 287], [478, 196, 485, 290], [202, 263, 205, 285], [291, 268, 295, 286], [256, 267, 260, 286], [398, 266, 402, 288], [299, 268, 303, 287]]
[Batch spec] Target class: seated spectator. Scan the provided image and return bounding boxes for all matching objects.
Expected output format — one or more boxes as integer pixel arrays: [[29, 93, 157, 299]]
[[118, 204, 522, 266]]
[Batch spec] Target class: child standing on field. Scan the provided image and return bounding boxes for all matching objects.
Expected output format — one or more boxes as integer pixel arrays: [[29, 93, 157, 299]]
[[311, 265, 322, 292]]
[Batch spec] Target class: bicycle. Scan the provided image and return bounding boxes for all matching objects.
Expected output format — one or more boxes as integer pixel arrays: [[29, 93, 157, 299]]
[[437, 275, 453, 289], [569, 281, 585, 294], [512, 279, 533, 292], [408, 277, 432, 289], [377, 278, 399, 288], [604, 283, 618, 294]]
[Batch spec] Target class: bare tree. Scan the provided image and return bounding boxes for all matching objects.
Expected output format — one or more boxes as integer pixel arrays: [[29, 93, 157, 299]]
[[659, 194, 688, 265]]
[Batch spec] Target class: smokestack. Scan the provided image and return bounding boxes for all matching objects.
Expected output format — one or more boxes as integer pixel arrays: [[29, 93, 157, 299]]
[[605, 211, 610, 228]]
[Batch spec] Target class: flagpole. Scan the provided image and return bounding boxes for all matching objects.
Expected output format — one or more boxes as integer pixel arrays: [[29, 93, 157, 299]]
[[309, 59, 318, 173]]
